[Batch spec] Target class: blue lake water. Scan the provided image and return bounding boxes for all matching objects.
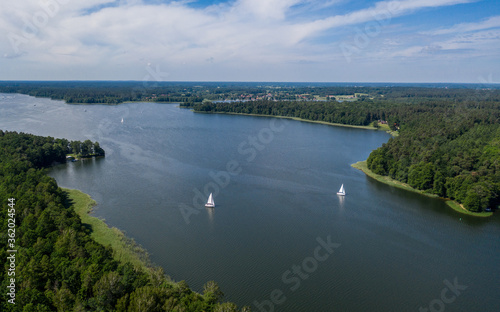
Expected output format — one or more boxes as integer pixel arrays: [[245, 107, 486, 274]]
[[1, 93, 499, 311]]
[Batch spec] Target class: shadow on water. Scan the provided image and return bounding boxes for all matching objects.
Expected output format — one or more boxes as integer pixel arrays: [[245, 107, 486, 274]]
[[364, 174, 497, 227]]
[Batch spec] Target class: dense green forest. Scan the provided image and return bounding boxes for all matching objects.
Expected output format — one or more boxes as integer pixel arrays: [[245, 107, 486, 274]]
[[187, 99, 401, 127], [0, 81, 205, 104], [366, 111, 499, 212], [0, 131, 248, 311]]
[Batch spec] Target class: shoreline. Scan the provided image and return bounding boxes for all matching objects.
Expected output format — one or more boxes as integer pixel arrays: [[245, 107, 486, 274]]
[[59, 188, 236, 304], [351, 161, 493, 217], [14, 91, 393, 133], [193, 110, 395, 133], [61, 188, 159, 273], [66, 100, 181, 105]]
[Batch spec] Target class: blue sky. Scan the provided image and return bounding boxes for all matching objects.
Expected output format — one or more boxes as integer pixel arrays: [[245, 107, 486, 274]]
[[1, 0, 499, 82]]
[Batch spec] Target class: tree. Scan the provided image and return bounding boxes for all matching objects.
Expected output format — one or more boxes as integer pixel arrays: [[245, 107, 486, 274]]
[[84, 140, 94, 156], [52, 287, 75, 312], [213, 302, 239, 312], [80, 140, 91, 156], [93, 141, 105, 156], [203, 281, 224, 305], [70, 141, 80, 155], [127, 286, 161, 312], [433, 170, 446, 196], [92, 271, 124, 310], [408, 162, 434, 190], [463, 190, 481, 212]]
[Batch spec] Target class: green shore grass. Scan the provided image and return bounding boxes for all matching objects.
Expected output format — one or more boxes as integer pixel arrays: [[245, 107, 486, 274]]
[[376, 123, 399, 136], [444, 200, 493, 217], [351, 161, 493, 217], [62, 188, 155, 271], [66, 153, 104, 159]]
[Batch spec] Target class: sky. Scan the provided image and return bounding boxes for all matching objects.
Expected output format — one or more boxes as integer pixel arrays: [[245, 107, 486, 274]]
[[1, 0, 499, 83]]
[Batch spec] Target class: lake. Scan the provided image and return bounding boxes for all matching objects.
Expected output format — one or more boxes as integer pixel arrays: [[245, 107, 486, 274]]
[[1, 93, 499, 311]]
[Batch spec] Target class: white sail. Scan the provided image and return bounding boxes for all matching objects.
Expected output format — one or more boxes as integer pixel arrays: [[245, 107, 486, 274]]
[[205, 193, 215, 207], [337, 184, 345, 196]]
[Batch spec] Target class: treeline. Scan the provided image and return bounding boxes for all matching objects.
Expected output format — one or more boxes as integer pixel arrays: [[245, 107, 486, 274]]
[[0, 81, 205, 104], [0, 131, 104, 167], [0, 130, 248, 311], [3, 81, 498, 106], [189, 99, 401, 127], [67, 139, 105, 158]]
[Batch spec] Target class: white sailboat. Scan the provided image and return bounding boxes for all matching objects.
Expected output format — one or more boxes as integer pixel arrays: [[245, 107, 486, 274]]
[[121, 118, 124, 123], [205, 193, 215, 208], [337, 184, 345, 196]]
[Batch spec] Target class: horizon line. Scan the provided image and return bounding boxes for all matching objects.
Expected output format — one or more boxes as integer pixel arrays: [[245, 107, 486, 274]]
[[1, 80, 499, 85]]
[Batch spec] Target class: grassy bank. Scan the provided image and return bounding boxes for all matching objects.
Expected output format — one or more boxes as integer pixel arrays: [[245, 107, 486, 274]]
[[445, 200, 493, 217], [62, 188, 155, 271], [376, 123, 399, 136], [351, 161, 493, 217]]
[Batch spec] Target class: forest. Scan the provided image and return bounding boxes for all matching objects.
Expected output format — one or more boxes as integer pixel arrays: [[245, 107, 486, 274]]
[[186, 99, 401, 127], [0, 130, 248, 311], [366, 110, 499, 212]]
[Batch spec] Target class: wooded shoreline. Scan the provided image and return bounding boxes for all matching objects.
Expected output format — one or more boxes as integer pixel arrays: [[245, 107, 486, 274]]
[[193, 110, 385, 130], [351, 161, 493, 217]]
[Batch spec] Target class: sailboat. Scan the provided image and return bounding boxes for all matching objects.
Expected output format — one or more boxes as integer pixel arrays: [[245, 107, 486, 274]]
[[337, 184, 346, 196], [121, 118, 124, 123], [205, 193, 215, 208]]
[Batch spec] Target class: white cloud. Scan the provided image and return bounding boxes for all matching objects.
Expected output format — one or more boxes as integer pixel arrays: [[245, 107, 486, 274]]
[[424, 15, 500, 35], [287, 0, 476, 44], [232, 0, 303, 20], [377, 28, 500, 60], [0, 0, 495, 82]]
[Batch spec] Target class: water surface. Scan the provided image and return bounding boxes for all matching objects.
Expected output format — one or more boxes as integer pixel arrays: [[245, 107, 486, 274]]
[[1, 93, 499, 311]]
